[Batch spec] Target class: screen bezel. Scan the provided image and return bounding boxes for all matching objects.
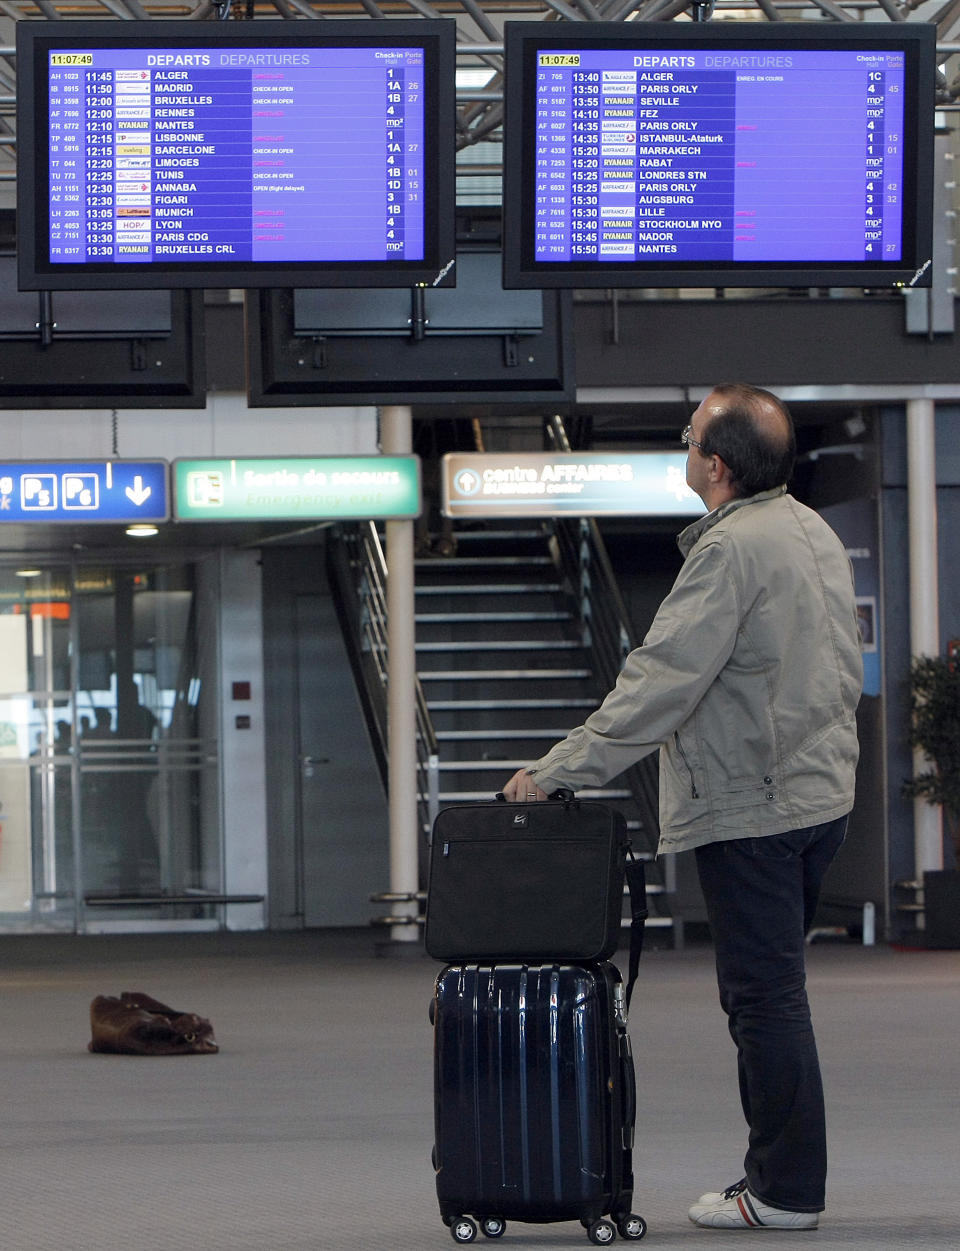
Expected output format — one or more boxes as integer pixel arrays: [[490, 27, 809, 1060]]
[[16, 18, 456, 291], [502, 20, 935, 290]]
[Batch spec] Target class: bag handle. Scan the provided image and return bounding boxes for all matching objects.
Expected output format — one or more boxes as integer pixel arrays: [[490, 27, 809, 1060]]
[[493, 788, 579, 805]]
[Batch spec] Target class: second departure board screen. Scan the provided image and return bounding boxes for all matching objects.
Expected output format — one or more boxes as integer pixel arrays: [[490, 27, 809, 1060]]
[[503, 21, 934, 290], [17, 20, 456, 290]]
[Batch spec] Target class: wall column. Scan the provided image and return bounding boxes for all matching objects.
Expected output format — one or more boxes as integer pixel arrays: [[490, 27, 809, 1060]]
[[380, 405, 420, 942], [906, 398, 943, 882]]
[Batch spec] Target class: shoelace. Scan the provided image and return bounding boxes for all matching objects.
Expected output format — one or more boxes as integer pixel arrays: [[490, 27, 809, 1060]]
[[721, 1180, 749, 1201]]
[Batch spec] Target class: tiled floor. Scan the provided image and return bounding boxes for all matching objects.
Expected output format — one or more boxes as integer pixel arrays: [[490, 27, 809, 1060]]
[[1, 930, 957, 1250]]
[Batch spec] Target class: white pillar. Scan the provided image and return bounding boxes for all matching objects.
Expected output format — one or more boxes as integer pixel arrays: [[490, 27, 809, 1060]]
[[218, 550, 268, 931], [380, 405, 420, 942], [906, 398, 943, 879]]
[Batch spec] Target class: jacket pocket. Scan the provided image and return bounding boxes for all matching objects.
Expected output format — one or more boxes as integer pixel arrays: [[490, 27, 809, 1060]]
[[673, 731, 700, 800]]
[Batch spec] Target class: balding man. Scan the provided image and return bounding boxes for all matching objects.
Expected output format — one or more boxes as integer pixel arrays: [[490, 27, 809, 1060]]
[[503, 383, 863, 1231]]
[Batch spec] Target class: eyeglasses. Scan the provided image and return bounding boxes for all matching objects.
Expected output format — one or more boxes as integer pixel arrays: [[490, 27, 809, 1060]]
[[681, 425, 703, 450]]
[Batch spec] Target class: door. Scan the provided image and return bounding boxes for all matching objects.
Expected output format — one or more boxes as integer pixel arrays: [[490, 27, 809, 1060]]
[[0, 561, 221, 931], [0, 566, 75, 927], [295, 593, 389, 926]]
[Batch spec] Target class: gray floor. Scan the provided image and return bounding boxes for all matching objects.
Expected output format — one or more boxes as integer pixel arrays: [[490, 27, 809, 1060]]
[[2, 930, 957, 1251]]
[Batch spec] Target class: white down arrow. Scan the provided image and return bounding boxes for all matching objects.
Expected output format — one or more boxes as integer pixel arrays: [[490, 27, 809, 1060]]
[[125, 476, 152, 507]]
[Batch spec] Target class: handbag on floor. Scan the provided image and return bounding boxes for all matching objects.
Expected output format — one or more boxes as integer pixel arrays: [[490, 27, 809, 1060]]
[[88, 991, 218, 1056]]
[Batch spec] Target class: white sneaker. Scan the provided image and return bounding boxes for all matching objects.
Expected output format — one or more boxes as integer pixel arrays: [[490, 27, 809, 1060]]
[[695, 1178, 746, 1207], [689, 1179, 819, 1230]]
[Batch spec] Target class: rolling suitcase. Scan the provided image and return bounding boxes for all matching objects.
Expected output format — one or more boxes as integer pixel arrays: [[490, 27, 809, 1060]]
[[431, 961, 647, 1245]]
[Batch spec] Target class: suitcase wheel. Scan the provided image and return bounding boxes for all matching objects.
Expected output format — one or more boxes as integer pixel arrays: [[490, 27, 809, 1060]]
[[450, 1216, 478, 1244], [617, 1214, 647, 1241], [587, 1220, 617, 1245], [479, 1216, 506, 1239]]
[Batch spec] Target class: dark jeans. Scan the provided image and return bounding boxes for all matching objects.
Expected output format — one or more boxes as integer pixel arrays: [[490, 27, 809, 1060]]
[[695, 816, 847, 1213]]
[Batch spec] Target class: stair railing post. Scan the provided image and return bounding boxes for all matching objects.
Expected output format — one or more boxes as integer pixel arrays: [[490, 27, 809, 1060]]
[[427, 753, 441, 829], [578, 517, 592, 648], [381, 404, 421, 944]]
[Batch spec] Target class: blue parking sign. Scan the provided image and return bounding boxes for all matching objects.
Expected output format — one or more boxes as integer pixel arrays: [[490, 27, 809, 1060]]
[[0, 461, 168, 523]]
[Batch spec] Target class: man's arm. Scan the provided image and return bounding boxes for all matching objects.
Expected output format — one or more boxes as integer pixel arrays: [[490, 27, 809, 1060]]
[[501, 538, 741, 799]]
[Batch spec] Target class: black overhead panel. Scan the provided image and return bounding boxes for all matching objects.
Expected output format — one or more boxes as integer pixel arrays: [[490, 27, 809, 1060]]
[[0, 280, 206, 409], [246, 251, 574, 411], [574, 297, 960, 392]]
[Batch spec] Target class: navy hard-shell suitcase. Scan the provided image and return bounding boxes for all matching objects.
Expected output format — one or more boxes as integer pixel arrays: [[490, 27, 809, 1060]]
[[431, 961, 646, 1245]]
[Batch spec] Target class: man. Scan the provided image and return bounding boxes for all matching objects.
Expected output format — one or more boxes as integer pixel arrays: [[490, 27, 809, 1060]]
[[503, 383, 862, 1231]]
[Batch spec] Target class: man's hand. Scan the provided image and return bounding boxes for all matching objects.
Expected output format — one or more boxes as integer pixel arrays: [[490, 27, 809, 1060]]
[[501, 769, 549, 803]]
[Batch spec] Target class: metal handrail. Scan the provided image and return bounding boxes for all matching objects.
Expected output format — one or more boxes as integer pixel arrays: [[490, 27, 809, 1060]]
[[544, 415, 667, 877], [327, 521, 440, 838], [77, 736, 216, 770]]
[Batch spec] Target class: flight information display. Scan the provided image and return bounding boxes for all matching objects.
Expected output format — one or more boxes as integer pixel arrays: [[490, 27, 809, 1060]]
[[16, 20, 456, 290], [534, 46, 904, 265], [47, 45, 425, 265], [502, 22, 934, 289]]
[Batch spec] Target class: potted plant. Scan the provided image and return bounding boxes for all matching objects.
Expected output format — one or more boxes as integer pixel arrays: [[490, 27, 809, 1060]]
[[903, 653, 960, 948]]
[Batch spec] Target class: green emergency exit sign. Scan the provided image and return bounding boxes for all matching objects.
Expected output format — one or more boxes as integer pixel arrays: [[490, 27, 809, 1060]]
[[173, 456, 420, 522]]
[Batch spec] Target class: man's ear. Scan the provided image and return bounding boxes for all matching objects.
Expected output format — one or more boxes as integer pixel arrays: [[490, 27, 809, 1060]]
[[708, 453, 727, 483]]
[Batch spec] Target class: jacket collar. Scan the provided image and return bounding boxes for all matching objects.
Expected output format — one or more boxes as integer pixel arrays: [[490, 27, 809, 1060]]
[[677, 485, 788, 557]]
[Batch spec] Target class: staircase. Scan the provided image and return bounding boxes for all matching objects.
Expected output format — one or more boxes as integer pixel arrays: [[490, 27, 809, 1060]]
[[414, 522, 680, 945]]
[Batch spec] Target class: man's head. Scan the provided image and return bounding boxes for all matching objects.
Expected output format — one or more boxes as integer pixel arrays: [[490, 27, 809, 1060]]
[[685, 383, 796, 507]]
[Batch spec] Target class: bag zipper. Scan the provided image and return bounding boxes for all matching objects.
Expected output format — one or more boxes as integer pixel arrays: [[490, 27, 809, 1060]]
[[674, 731, 700, 799], [442, 834, 595, 856]]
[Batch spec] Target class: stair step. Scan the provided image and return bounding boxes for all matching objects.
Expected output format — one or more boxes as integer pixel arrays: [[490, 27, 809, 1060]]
[[456, 528, 548, 541], [436, 729, 576, 740], [416, 556, 554, 568], [416, 583, 564, 596], [438, 758, 546, 771], [428, 698, 596, 711], [417, 640, 582, 652], [416, 611, 572, 623], [438, 763, 640, 797], [438, 788, 633, 801], [420, 669, 591, 681]]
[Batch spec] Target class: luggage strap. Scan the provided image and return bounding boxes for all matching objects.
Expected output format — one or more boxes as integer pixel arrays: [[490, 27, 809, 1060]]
[[504, 789, 648, 1009], [624, 852, 648, 1012]]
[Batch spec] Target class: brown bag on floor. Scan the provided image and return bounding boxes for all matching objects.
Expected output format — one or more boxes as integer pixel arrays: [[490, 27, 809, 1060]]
[[88, 991, 218, 1056]]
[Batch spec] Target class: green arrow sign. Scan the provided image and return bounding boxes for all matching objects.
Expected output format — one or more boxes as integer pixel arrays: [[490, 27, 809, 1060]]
[[173, 456, 420, 522]]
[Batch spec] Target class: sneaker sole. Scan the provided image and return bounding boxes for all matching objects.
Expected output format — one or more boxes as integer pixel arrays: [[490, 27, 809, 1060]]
[[689, 1191, 819, 1230], [691, 1213, 819, 1230]]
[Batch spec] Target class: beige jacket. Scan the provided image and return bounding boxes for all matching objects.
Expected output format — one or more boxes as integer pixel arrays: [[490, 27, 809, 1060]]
[[529, 488, 863, 855]]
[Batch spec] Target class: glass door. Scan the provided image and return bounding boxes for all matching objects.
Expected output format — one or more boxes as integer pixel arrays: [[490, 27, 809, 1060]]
[[0, 561, 221, 932], [0, 566, 75, 927]]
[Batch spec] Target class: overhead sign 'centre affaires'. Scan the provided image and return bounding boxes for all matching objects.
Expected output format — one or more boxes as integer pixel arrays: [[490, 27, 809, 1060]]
[[442, 452, 704, 519]]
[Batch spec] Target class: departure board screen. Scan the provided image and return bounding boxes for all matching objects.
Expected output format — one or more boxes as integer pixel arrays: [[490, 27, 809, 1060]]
[[503, 21, 934, 290], [16, 20, 456, 290]]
